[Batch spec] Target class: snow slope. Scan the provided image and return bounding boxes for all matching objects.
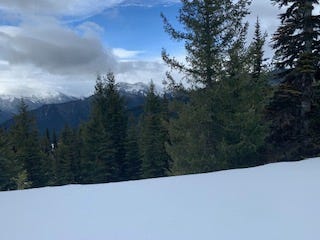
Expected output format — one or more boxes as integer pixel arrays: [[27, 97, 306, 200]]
[[0, 159, 319, 240]]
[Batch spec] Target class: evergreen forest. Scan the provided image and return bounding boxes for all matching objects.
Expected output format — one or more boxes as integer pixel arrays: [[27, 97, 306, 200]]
[[1, 0, 320, 191]]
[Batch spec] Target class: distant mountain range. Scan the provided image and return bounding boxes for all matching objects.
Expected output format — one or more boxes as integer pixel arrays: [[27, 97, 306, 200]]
[[0, 82, 149, 134], [0, 92, 78, 123]]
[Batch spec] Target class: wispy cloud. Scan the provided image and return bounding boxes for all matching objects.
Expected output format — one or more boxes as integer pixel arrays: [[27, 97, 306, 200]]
[[113, 48, 144, 60], [0, 0, 180, 18]]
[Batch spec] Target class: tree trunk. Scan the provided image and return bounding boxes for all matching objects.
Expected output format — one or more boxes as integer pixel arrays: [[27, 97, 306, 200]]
[[301, 0, 314, 147]]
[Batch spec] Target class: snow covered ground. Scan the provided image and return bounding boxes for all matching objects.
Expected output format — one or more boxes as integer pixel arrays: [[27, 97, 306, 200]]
[[0, 158, 319, 240]]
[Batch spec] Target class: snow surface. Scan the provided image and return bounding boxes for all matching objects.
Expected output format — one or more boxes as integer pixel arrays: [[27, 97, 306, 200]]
[[0, 159, 319, 240]]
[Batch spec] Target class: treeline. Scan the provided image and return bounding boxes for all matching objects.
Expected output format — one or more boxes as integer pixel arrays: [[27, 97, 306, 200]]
[[0, 74, 170, 190], [1, 0, 320, 190], [161, 0, 320, 172]]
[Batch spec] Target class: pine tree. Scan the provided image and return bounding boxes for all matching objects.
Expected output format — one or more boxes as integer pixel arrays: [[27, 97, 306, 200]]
[[80, 117, 104, 183], [40, 128, 51, 154], [55, 125, 81, 185], [161, 0, 251, 87], [140, 83, 171, 178], [104, 73, 128, 181], [124, 117, 142, 180], [249, 17, 268, 80], [81, 73, 127, 183], [8, 100, 46, 188], [0, 128, 18, 190], [166, 91, 219, 174], [52, 129, 58, 150], [39, 128, 56, 184], [268, 0, 320, 160], [166, 23, 269, 173], [0, 150, 10, 190], [162, 0, 269, 174]]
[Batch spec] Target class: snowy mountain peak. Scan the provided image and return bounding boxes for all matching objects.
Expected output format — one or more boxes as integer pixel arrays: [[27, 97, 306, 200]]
[[116, 82, 149, 95], [0, 92, 78, 114], [116, 82, 165, 96]]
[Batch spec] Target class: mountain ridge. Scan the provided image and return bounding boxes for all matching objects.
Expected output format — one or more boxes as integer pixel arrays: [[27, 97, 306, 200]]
[[0, 82, 149, 133], [0, 82, 150, 125]]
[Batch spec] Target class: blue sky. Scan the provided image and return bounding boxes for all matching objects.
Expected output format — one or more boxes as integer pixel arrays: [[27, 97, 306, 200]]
[[0, 0, 281, 97], [64, 3, 183, 60], [91, 5, 183, 59]]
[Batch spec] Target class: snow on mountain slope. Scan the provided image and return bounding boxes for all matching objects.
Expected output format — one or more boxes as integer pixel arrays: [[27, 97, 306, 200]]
[[117, 82, 149, 95], [0, 92, 78, 114], [116, 82, 163, 95], [0, 82, 149, 116], [0, 82, 150, 125], [0, 159, 319, 240]]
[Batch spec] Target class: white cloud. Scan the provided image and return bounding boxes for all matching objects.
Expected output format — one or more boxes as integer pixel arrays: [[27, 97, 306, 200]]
[[0, 17, 117, 75], [0, 0, 124, 18], [0, 14, 120, 97], [0, 0, 180, 18], [75, 21, 105, 37], [113, 48, 144, 60]]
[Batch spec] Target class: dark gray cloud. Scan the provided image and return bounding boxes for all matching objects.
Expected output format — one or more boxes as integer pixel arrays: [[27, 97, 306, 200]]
[[0, 15, 171, 96], [0, 17, 116, 75]]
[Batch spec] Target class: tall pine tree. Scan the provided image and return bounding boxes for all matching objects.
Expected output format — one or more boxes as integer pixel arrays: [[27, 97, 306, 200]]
[[124, 117, 142, 180], [81, 73, 127, 183], [267, 0, 320, 160], [140, 83, 171, 178], [8, 100, 46, 188], [0, 128, 21, 190], [162, 0, 269, 174], [167, 22, 269, 174], [55, 125, 81, 185], [161, 0, 251, 87], [249, 17, 268, 80]]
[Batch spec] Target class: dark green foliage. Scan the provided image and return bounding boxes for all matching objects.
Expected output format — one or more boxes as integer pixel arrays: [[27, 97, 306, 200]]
[[0, 128, 17, 190], [272, 0, 320, 70], [310, 80, 320, 151], [124, 118, 142, 180], [40, 129, 51, 154], [266, 76, 302, 161], [39, 129, 56, 185], [8, 100, 46, 188], [163, 0, 269, 174], [249, 17, 268, 80], [161, 0, 251, 87], [0, 153, 10, 190], [167, 26, 269, 174], [140, 83, 171, 178], [268, 0, 320, 160], [166, 91, 219, 174], [80, 118, 104, 183], [81, 73, 127, 183], [55, 125, 81, 185]]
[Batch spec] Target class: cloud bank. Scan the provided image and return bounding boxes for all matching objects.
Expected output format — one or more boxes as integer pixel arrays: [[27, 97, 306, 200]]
[[0, 0, 181, 96], [0, 0, 283, 97]]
